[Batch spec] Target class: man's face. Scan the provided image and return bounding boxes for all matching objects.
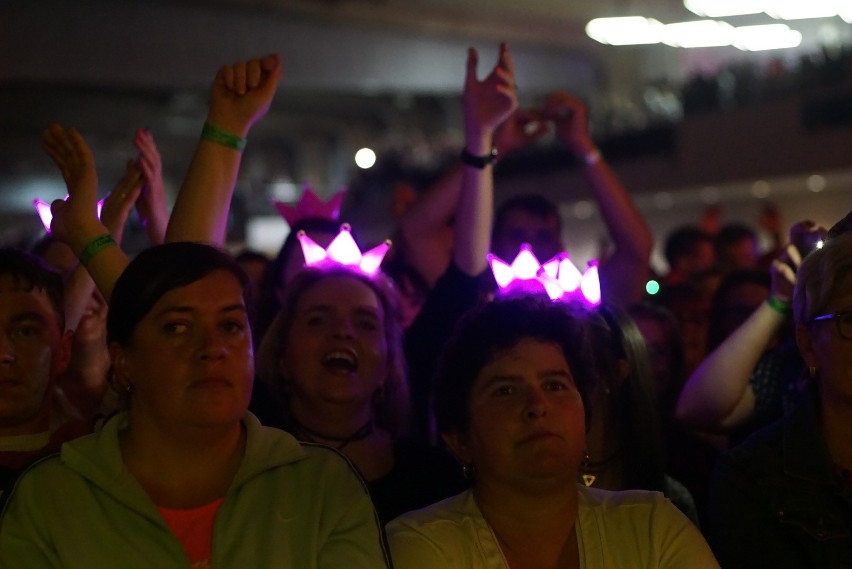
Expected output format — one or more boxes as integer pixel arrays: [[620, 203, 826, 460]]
[[0, 275, 70, 435], [492, 209, 562, 263]]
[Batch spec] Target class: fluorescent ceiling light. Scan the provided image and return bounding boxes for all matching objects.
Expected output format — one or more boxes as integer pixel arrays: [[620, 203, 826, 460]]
[[733, 24, 803, 51], [765, 0, 841, 20], [664, 20, 735, 47], [586, 17, 664, 45], [684, 0, 767, 18]]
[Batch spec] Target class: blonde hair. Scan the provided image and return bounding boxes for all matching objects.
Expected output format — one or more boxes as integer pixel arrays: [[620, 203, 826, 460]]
[[256, 266, 410, 438], [793, 232, 852, 326]]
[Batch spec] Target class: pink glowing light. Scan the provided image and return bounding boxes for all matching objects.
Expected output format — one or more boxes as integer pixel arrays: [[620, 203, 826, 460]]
[[297, 223, 390, 276], [487, 244, 544, 288], [34, 197, 105, 232], [274, 186, 345, 226], [580, 261, 602, 306], [490, 244, 601, 306]]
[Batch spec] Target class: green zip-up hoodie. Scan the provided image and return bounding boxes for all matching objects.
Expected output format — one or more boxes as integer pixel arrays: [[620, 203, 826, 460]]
[[0, 412, 390, 568]]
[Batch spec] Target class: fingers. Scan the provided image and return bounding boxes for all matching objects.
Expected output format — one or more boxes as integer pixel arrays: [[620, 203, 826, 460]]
[[42, 125, 95, 187], [134, 129, 161, 180], [247, 59, 262, 89], [219, 54, 282, 97], [220, 65, 235, 92], [42, 125, 74, 180], [542, 92, 585, 119], [770, 258, 797, 294], [496, 42, 514, 76], [465, 48, 479, 87], [261, 53, 281, 72], [785, 243, 802, 269], [49, 199, 68, 234]]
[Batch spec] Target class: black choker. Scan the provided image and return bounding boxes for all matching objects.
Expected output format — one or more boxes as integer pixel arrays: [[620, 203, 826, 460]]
[[294, 419, 374, 451]]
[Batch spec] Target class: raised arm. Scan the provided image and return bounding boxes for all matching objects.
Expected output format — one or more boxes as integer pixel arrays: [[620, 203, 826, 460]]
[[166, 54, 282, 245], [455, 43, 518, 276], [60, 159, 142, 332], [675, 245, 799, 431], [42, 125, 129, 302], [543, 93, 653, 307], [395, 166, 462, 286]]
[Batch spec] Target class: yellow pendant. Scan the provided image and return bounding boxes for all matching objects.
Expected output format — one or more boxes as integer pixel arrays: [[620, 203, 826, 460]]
[[582, 474, 596, 487]]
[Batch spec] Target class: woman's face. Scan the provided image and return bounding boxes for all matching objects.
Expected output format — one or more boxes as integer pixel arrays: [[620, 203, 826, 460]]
[[113, 270, 254, 431], [445, 338, 585, 490], [282, 275, 388, 413], [799, 273, 852, 404]]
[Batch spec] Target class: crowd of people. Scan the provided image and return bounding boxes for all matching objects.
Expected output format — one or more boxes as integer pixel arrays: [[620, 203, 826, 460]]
[[0, 44, 850, 568]]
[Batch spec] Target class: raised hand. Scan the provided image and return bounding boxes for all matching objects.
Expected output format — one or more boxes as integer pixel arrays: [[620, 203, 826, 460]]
[[462, 43, 518, 154], [99, 159, 143, 243], [207, 53, 282, 136], [542, 92, 596, 156], [134, 128, 169, 243], [770, 245, 799, 304], [41, 125, 106, 252], [494, 108, 550, 156]]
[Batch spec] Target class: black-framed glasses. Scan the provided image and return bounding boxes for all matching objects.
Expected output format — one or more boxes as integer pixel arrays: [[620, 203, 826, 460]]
[[811, 310, 852, 341]]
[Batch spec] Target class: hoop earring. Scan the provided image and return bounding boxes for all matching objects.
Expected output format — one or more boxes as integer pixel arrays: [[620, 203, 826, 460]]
[[461, 463, 475, 480], [581, 449, 596, 487]]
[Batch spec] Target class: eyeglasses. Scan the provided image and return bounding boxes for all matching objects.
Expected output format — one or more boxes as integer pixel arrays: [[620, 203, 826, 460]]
[[811, 310, 852, 341]]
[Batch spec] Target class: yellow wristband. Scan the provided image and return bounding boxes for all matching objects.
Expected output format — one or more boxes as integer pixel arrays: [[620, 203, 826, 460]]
[[201, 122, 247, 151], [766, 296, 792, 316], [78, 234, 117, 266]]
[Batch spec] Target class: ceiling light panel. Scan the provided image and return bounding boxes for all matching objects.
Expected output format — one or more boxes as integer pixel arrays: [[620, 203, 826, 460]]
[[733, 24, 803, 51], [684, 0, 767, 18], [664, 20, 735, 48], [765, 0, 842, 20], [586, 17, 664, 45]]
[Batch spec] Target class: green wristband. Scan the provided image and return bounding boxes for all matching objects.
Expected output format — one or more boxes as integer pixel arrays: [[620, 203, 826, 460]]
[[201, 122, 247, 151], [766, 296, 792, 316], [78, 233, 117, 266]]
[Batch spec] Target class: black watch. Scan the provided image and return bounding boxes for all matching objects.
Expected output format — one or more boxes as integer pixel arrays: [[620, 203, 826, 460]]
[[460, 147, 498, 169]]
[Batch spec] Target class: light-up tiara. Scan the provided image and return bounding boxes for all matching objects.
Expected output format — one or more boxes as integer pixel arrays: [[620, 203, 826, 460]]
[[34, 197, 104, 233], [297, 223, 390, 276], [274, 186, 345, 226], [488, 243, 601, 306]]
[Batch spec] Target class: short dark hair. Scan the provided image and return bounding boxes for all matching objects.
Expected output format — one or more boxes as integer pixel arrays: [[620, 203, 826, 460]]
[[107, 242, 250, 346], [714, 223, 756, 250], [663, 225, 712, 266], [493, 194, 562, 235], [0, 248, 65, 331], [433, 296, 595, 436]]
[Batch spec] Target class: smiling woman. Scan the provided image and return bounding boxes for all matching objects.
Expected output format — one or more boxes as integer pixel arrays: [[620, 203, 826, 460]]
[[387, 296, 719, 569], [254, 265, 465, 524]]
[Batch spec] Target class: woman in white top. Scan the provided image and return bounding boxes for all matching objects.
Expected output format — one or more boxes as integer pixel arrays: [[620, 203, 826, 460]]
[[387, 297, 719, 569]]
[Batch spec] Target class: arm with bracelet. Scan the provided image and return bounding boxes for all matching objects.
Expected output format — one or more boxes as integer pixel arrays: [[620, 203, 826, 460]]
[[166, 54, 282, 246], [675, 245, 800, 432], [542, 92, 653, 307], [455, 42, 518, 276], [42, 125, 129, 302]]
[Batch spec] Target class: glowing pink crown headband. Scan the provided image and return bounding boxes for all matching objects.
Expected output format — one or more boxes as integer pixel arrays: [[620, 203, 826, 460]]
[[274, 186, 345, 225], [488, 243, 601, 306], [298, 223, 390, 276], [34, 197, 104, 233]]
